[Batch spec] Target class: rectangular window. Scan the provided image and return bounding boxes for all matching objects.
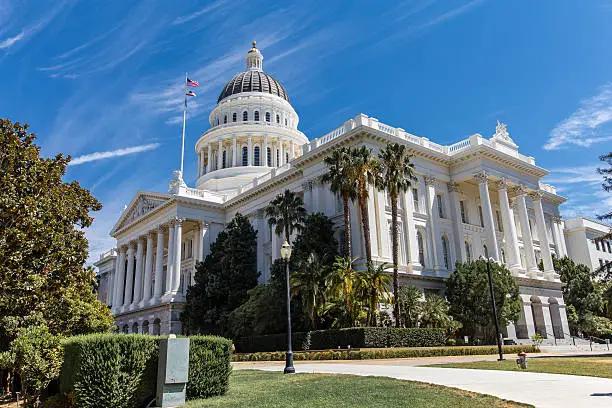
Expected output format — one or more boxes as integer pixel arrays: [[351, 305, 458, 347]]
[[478, 206, 484, 227], [608, 241, 611, 252], [460, 201, 468, 224], [595, 240, 600, 251], [412, 189, 419, 212], [496, 210, 503, 232], [437, 194, 444, 218]]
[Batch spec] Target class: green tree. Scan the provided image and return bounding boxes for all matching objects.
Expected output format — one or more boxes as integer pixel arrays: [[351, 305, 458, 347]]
[[291, 212, 339, 266], [291, 253, 330, 330], [446, 260, 521, 341], [0, 118, 113, 349], [349, 146, 381, 264], [378, 143, 416, 326], [182, 213, 259, 336], [598, 152, 611, 226], [397, 285, 422, 328], [265, 189, 307, 244], [322, 147, 357, 257], [359, 262, 392, 326], [420, 294, 454, 329]]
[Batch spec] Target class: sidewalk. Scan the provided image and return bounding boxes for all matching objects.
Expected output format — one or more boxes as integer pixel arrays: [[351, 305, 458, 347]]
[[243, 359, 612, 408]]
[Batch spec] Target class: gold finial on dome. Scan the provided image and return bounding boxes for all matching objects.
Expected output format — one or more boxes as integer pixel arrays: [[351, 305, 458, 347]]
[[252, 40, 257, 48], [246, 40, 263, 70], [248, 40, 258, 53]]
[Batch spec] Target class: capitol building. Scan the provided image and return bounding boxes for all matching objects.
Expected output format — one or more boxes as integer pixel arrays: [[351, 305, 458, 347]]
[[95, 42, 580, 343]]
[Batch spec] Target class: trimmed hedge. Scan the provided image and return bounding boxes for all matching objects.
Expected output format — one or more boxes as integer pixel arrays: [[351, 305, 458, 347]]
[[232, 345, 540, 362], [186, 335, 233, 399], [58, 334, 233, 407], [60, 334, 158, 408], [234, 327, 446, 353]]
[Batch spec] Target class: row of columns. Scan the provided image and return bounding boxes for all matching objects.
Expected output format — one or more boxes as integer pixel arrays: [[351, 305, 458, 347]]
[[197, 136, 299, 176]]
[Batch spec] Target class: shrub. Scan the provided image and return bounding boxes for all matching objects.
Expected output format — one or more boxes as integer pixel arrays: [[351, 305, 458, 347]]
[[59, 334, 158, 408], [186, 336, 233, 400], [232, 345, 539, 362], [233, 327, 445, 353]]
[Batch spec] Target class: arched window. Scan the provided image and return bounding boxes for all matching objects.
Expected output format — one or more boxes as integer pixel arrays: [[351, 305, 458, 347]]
[[285, 118, 288, 126], [216, 118, 219, 126], [483, 244, 489, 259], [243, 111, 248, 121], [276, 150, 280, 166], [478, 206, 484, 227], [267, 147, 271, 167], [437, 194, 444, 218], [465, 241, 472, 262], [442, 236, 450, 269], [276, 114, 280, 123], [223, 115, 227, 124], [254, 111, 260, 121], [501, 249, 506, 263], [254, 146, 260, 166], [265, 112, 271, 122], [142, 320, 149, 335], [286, 152, 289, 163], [222, 150, 227, 169], [242, 146, 248, 166], [417, 231, 425, 267], [232, 112, 237, 122]]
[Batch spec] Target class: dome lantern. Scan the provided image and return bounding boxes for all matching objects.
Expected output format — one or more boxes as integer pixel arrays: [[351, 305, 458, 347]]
[[246, 41, 263, 71]]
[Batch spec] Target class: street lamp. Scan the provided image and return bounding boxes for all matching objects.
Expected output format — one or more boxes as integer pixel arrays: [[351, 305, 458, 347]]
[[280, 240, 295, 374], [480, 255, 505, 361]]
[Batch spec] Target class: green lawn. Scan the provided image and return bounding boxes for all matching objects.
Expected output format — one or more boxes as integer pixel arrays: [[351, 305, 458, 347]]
[[187, 370, 530, 408], [428, 356, 612, 379]]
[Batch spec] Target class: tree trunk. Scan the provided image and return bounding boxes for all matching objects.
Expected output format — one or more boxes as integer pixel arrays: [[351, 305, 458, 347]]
[[342, 197, 352, 258], [359, 194, 372, 264], [391, 197, 400, 327]]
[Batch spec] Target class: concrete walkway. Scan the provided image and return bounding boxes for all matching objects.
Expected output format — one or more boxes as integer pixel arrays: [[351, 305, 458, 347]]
[[246, 362, 612, 408]]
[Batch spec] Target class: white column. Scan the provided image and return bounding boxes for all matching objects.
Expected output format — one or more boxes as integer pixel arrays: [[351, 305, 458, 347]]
[[303, 182, 313, 212], [123, 243, 135, 309], [200, 221, 210, 261], [311, 180, 320, 212], [402, 187, 419, 270], [376, 189, 390, 259], [165, 222, 175, 296], [552, 216, 566, 257], [514, 187, 539, 276], [474, 172, 500, 261], [112, 247, 126, 312], [366, 185, 380, 258], [290, 142, 295, 161], [424, 176, 440, 270], [279, 142, 284, 166], [152, 226, 164, 304], [217, 139, 223, 169], [247, 136, 253, 166], [207, 144, 212, 173], [263, 135, 269, 166], [172, 218, 183, 293], [531, 191, 555, 279], [130, 238, 144, 309], [232, 137, 237, 167], [141, 232, 154, 306], [447, 182, 467, 262], [197, 149, 201, 177], [497, 179, 521, 271]]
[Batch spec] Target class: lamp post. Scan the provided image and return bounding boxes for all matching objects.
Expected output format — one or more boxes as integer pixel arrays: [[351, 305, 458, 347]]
[[481, 256, 504, 361], [280, 240, 295, 374]]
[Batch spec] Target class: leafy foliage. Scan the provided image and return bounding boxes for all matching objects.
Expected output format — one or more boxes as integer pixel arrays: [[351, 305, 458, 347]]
[[598, 152, 612, 224], [265, 189, 306, 243], [377, 143, 416, 326], [186, 336, 233, 400], [182, 213, 259, 336], [0, 119, 113, 349], [446, 260, 521, 340], [555, 256, 602, 320], [396, 286, 423, 328]]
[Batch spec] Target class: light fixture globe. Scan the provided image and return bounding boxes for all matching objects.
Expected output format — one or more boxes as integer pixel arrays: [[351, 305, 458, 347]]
[[280, 240, 292, 260]]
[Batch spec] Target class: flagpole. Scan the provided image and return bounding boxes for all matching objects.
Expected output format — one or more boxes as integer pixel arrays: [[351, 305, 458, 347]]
[[180, 72, 187, 175]]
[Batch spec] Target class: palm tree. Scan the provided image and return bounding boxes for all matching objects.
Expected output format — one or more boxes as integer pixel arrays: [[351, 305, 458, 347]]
[[322, 147, 357, 257], [327, 256, 359, 314], [397, 285, 422, 328], [265, 189, 307, 244], [349, 146, 381, 264], [290, 252, 330, 329], [420, 294, 452, 328], [360, 262, 392, 326], [378, 143, 416, 327]]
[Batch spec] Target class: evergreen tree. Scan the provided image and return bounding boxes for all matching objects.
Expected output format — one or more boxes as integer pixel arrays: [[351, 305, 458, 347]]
[[0, 118, 113, 350], [182, 213, 258, 336]]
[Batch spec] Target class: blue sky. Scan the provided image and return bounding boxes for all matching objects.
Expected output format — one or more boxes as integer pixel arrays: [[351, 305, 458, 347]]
[[1, 0, 611, 263]]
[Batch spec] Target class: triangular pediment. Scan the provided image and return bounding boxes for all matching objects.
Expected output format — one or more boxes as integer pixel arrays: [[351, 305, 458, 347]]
[[110, 191, 170, 236]]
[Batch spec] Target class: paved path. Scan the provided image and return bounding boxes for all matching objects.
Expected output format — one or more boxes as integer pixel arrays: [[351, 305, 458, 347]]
[[245, 362, 612, 408]]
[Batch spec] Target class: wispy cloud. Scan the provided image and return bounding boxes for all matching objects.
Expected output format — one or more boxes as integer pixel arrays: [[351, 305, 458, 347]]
[[545, 83, 612, 150], [544, 165, 603, 184], [172, 0, 229, 25], [0, 31, 23, 49], [69, 143, 161, 166]]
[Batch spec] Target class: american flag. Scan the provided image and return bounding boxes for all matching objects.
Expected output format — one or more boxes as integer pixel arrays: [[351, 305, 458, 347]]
[[186, 90, 196, 97], [186, 78, 199, 87]]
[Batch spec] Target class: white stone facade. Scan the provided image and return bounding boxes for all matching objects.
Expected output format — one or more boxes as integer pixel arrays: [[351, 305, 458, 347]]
[[564, 217, 612, 273], [98, 44, 578, 344]]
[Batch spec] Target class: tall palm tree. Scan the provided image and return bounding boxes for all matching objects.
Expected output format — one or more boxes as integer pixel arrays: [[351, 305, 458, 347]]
[[265, 189, 307, 244], [327, 256, 359, 314], [360, 262, 392, 326], [350, 146, 381, 264], [322, 147, 357, 257], [378, 143, 416, 327], [290, 252, 330, 329]]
